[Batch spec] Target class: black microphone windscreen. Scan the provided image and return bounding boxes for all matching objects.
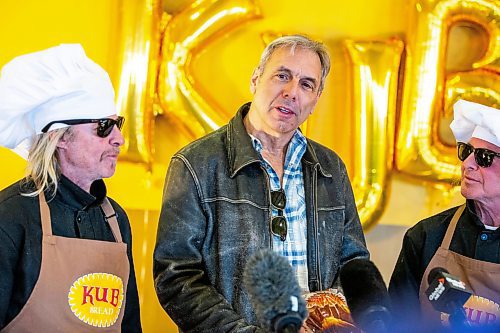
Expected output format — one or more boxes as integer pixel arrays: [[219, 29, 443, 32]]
[[243, 249, 308, 331], [425, 267, 472, 316], [340, 258, 392, 333], [427, 267, 449, 285]]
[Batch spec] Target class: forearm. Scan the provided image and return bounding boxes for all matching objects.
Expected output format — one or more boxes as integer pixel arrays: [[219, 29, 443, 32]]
[[154, 157, 264, 332], [388, 235, 423, 322], [0, 270, 13, 329], [154, 260, 263, 332], [340, 171, 369, 263], [0, 226, 17, 329], [122, 248, 142, 332], [153, 218, 264, 332]]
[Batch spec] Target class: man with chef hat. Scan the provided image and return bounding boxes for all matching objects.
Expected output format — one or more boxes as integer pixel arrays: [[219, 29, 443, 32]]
[[0, 44, 142, 332], [389, 100, 500, 331]]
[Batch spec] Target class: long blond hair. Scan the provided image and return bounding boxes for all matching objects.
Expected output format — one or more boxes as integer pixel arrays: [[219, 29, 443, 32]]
[[21, 127, 72, 198]]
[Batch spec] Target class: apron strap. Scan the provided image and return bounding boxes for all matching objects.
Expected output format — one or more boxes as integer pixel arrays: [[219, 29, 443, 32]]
[[441, 204, 466, 249], [100, 198, 123, 243], [39, 192, 123, 242], [39, 192, 53, 236]]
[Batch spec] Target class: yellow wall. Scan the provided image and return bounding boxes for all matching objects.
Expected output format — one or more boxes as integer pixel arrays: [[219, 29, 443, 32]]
[[1, 1, 498, 332], [0, 1, 177, 331]]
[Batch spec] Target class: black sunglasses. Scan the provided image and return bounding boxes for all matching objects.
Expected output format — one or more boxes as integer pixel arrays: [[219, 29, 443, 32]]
[[270, 189, 287, 241], [457, 142, 500, 168], [41, 116, 125, 138]]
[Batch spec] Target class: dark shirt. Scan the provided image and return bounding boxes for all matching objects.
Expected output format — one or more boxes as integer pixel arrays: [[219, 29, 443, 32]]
[[0, 175, 142, 332], [388, 200, 500, 326]]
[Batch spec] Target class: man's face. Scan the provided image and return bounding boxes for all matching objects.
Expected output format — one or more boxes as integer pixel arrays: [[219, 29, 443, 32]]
[[248, 46, 322, 137], [56, 115, 124, 187], [461, 137, 500, 204]]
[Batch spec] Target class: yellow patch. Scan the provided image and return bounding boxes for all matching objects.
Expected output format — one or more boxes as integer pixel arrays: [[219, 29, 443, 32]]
[[463, 295, 500, 326], [441, 295, 499, 326], [68, 273, 124, 327]]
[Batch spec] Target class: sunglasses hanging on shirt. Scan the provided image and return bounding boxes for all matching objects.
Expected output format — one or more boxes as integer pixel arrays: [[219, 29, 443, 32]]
[[270, 188, 287, 241]]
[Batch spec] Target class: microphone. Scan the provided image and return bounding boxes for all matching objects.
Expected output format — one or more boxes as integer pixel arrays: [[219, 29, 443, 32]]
[[339, 258, 392, 333], [425, 267, 472, 329], [243, 249, 308, 333]]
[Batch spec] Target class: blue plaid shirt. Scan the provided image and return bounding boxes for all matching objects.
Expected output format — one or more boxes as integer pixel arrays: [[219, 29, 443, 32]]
[[250, 130, 309, 291]]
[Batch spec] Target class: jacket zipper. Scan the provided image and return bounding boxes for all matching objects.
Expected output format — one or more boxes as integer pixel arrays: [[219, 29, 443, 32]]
[[262, 168, 273, 250], [312, 164, 322, 290]]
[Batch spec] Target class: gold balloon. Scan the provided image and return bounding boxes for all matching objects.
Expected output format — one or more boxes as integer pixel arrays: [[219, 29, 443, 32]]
[[158, 0, 261, 139], [396, 0, 500, 183], [440, 69, 500, 145], [114, 0, 161, 165], [162, 0, 193, 15], [344, 38, 404, 230]]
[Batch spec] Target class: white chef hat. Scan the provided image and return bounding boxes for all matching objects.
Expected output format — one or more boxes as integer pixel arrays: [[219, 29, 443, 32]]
[[450, 99, 500, 147], [0, 44, 116, 157]]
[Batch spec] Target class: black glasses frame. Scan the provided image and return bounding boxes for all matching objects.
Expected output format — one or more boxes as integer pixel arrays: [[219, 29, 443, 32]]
[[457, 142, 500, 168], [270, 189, 287, 241], [41, 116, 125, 138]]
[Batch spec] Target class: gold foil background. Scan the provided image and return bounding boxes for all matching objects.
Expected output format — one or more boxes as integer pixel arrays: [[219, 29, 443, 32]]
[[1, 0, 498, 331]]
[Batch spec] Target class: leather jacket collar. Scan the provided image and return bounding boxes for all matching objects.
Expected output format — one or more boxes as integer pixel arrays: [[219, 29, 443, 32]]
[[227, 102, 332, 179]]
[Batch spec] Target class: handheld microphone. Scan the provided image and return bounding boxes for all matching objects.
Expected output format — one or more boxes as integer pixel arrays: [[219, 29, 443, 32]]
[[339, 258, 392, 333], [243, 249, 308, 333], [425, 267, 472, 329]]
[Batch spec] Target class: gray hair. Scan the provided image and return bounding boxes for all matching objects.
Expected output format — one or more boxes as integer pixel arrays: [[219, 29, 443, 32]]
[[21, 127, 73, 198], [256, 35, 331, 93]]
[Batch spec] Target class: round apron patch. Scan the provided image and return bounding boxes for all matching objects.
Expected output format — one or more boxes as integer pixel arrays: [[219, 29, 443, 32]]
[[440, 295, 500, 327], [68, 273, 124, 327]]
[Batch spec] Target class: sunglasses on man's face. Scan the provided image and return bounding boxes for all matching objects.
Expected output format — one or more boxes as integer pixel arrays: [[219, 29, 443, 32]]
[[270, 189, 287, 241], [41, 116, 125, 138], [457, 142, 500, 168]]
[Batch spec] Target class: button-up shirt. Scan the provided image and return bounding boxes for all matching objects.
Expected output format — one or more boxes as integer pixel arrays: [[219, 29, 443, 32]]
[[250, 130, 309, 291]]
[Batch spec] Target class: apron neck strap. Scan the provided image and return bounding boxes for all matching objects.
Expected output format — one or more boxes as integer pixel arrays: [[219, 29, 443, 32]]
[[39, 192, 123, 243], [39, 191, 53, 236], [441, 204, 466, 249], [100, 198, 123, 243]]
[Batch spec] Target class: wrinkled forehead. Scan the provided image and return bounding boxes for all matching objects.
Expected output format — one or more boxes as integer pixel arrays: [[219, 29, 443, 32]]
[[469, 137, 500, 152], [265, 47, 321, 76]]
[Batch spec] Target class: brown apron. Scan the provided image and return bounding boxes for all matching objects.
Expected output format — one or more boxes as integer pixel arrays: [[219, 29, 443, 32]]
[[2, 192, 130, 333], [419, 204, 500, 327]]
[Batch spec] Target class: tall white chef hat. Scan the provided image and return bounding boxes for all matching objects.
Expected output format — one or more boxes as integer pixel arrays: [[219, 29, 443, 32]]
[[450, 99, 500, 147], [0, 44, 116, 157]]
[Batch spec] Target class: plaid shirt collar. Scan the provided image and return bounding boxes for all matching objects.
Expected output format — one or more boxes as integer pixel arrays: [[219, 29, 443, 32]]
[[249, 130, 307, 169], [227, 103, 333, 178]]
